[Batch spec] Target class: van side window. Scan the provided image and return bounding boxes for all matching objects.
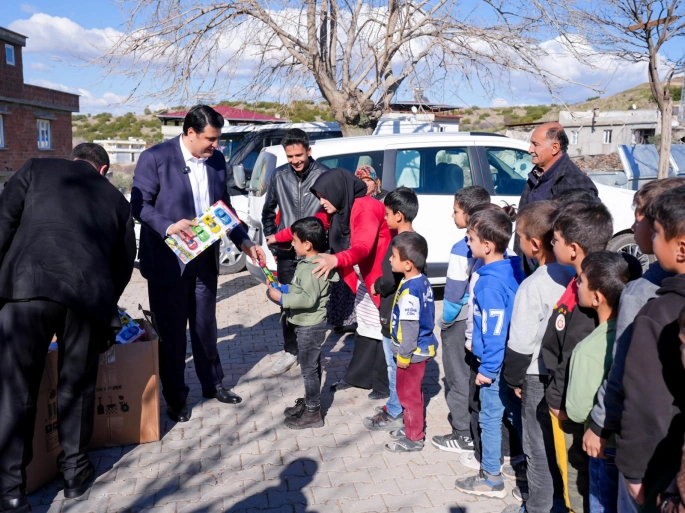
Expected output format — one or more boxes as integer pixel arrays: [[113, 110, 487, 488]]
[[318, 151, 384, 178], [485, 147, 531, 196], [395, 147, 472, 195]]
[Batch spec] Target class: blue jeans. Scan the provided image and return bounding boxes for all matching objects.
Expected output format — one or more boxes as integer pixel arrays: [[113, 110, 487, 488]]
[[617, 471, 639, 513], [382, 337, 402, 418], [589, 448, 619, 513], [479, 369, 507, 475]]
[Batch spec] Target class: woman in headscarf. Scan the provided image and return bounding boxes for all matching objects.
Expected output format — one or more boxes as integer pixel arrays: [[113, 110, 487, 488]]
[[270, 168, 392, 399], [354, 165, 387, 200]]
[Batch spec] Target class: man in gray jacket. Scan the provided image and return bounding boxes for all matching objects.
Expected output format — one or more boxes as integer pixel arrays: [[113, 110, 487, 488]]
[[263, 129, 329, 375]]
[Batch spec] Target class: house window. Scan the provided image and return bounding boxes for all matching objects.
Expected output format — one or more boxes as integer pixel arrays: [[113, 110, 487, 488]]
[[603, 129, 612, 144], [5, 44, 15, 66], [0, 115, 4, 148], [571, 130, 579, 145], [37, 119, 51, 149]]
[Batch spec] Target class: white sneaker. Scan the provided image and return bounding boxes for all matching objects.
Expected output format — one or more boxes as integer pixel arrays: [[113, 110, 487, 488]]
[[459, 451, 482, 470], [459, 451, 507, 472], [270, 352, 298, 375]]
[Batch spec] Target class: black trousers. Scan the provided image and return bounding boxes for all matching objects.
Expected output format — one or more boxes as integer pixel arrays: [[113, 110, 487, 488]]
[[277, 257, 299, 356], [0, 300, 100, 498], [148, 252, 224, 408], [343, 333, 389, 394]]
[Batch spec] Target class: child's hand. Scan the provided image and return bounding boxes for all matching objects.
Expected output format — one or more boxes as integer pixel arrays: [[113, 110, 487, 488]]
[[396, 360, 410, 369], [475, 373, 492, 386], [267, 284, 282, 303], [514, 387, 522, 399], [549, 407, 569, 421], [582, 429, 607, 458]]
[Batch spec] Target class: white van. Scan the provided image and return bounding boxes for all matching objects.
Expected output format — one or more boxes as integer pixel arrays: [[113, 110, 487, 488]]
[[236, 132, 638, 285]]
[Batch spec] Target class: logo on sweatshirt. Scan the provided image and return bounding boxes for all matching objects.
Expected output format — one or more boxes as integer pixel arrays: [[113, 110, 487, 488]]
[[555, 313, 566, 332]]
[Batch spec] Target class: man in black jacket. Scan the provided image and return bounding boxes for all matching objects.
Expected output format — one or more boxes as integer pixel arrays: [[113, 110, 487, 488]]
[[263, 129, 329, 375], [516, 122, 598, 274], [0, 144, 136, 511]]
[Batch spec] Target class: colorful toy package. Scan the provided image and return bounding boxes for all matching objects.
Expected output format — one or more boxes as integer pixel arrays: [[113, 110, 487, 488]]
[[116, 307, 146, 344], [164, 200, 240, 264]]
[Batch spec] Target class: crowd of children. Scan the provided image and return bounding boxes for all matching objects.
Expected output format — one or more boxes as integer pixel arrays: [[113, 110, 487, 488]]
[[266, 175, 685, 513]]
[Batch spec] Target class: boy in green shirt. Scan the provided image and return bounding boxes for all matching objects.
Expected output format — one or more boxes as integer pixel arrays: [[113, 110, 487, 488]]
[[566, 251, 641, 512], [267, 217, 339, 429]]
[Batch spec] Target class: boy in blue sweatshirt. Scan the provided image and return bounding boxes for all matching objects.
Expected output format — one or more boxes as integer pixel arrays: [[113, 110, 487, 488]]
[[455, 208, 524, 498], [432, 186, 491, 453]]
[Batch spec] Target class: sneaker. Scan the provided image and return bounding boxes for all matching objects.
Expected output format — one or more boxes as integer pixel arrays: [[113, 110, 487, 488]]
[[271, 352, 298, 375], [502, 458, 527, 482], [284, 405, 324, 429], [384, 436, 424, 452], [454, 470, 507, 499], [368, 390, 390, 400], [431, 432, 474, 453], [459, 451, 482, 470], [389, 427, 406, 439], [512, 486, 530, 502], [363, 409, 404, 431], [283, 398, 305, 418], [502, 505, 526, 513], [330, 379, 353, 392]]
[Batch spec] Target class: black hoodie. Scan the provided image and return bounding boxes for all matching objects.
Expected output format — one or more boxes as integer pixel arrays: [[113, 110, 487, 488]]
[[616, 273, 685, 491]]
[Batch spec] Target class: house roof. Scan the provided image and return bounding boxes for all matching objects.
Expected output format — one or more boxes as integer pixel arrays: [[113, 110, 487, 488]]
[[388, 101, 462, 113], [157, 105, 286, 123]]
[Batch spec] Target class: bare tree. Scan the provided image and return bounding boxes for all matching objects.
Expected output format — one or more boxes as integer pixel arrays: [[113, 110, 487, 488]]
[[99, 0, 601, 135], [548, 0, 685, 178]]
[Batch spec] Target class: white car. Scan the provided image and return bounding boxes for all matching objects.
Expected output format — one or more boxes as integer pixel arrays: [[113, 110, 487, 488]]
[[234, 132, 638, 285]]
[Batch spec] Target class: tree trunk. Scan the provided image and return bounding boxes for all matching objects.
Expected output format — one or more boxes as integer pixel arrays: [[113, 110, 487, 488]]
[[658, 97, 673, 180]]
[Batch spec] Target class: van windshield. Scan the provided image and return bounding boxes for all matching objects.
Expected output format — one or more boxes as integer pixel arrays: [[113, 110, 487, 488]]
[[219, 133, 249, 162]]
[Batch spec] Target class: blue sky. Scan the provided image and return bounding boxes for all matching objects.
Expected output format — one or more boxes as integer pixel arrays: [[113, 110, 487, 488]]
[[0, 1, 671, 115]]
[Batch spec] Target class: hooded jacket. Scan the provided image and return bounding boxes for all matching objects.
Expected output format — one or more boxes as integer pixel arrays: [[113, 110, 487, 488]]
[[471, 257, 525, 379], [616, 273, 685, 488], [261, 159, 329, 237]]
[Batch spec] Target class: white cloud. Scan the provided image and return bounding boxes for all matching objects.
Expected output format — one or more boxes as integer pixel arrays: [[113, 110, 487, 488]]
[[29, 62, 52, 72], [491, 98, 509, 107], [9, 13, 120, 60], [26, 78, 131, 114], [20, 3, 37, 14]]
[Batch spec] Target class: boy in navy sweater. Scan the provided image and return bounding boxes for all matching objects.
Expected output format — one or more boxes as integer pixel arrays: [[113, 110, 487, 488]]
[[455, 209, 524, 497]]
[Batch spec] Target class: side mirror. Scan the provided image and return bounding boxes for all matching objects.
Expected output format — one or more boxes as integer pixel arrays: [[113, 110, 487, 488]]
[[232, 164, 246, 189], [614, 172, 628, 186]]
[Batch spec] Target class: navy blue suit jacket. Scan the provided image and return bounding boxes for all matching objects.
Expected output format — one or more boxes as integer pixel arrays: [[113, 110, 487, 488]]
[[131, 136, 249, 284]]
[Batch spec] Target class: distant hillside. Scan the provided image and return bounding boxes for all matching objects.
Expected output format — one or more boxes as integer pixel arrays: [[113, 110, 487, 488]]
[[72, 111, 163, 144]]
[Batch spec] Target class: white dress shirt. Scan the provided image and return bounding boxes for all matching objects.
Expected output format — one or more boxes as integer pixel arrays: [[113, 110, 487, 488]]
[[179, 136, 211, 217]]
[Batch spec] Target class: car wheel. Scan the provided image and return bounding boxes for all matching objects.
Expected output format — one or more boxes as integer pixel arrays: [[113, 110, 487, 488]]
[[219, 234, 246, 275], [606, 232, 654, 273]]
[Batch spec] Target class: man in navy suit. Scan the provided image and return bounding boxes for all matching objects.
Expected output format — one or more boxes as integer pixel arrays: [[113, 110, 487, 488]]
[[132, 105, 265, 423]]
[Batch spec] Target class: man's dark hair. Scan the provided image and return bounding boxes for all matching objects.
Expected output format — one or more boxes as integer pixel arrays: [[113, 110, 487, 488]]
[[182, 105, 224, 135], [552, 188, 599, 207], [454, 186, 490, 213], [292, 217, 326, 252], [552, 201, 613, 254], [384, 187, 419, 222], [633, 177, 685, 216], [581, 251, 642, 308], [517, 200, 557, 252], [391, 231, 428, 271], [645, 185, 685, 240], [281, 128, 310, 150], [547, 126, 569, 153], [468, 209, 514, 254], [71, 143, 110, 173]]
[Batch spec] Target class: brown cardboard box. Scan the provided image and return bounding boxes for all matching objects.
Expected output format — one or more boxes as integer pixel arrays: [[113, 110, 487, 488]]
[[89, 319, 160, 448], [25, 350, 60, 494]]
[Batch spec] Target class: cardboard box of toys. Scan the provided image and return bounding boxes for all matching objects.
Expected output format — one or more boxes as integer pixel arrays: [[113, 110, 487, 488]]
[[25, 347, 60, 494], [90, 311, 160, 448], [165, 200, 240, 264]]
